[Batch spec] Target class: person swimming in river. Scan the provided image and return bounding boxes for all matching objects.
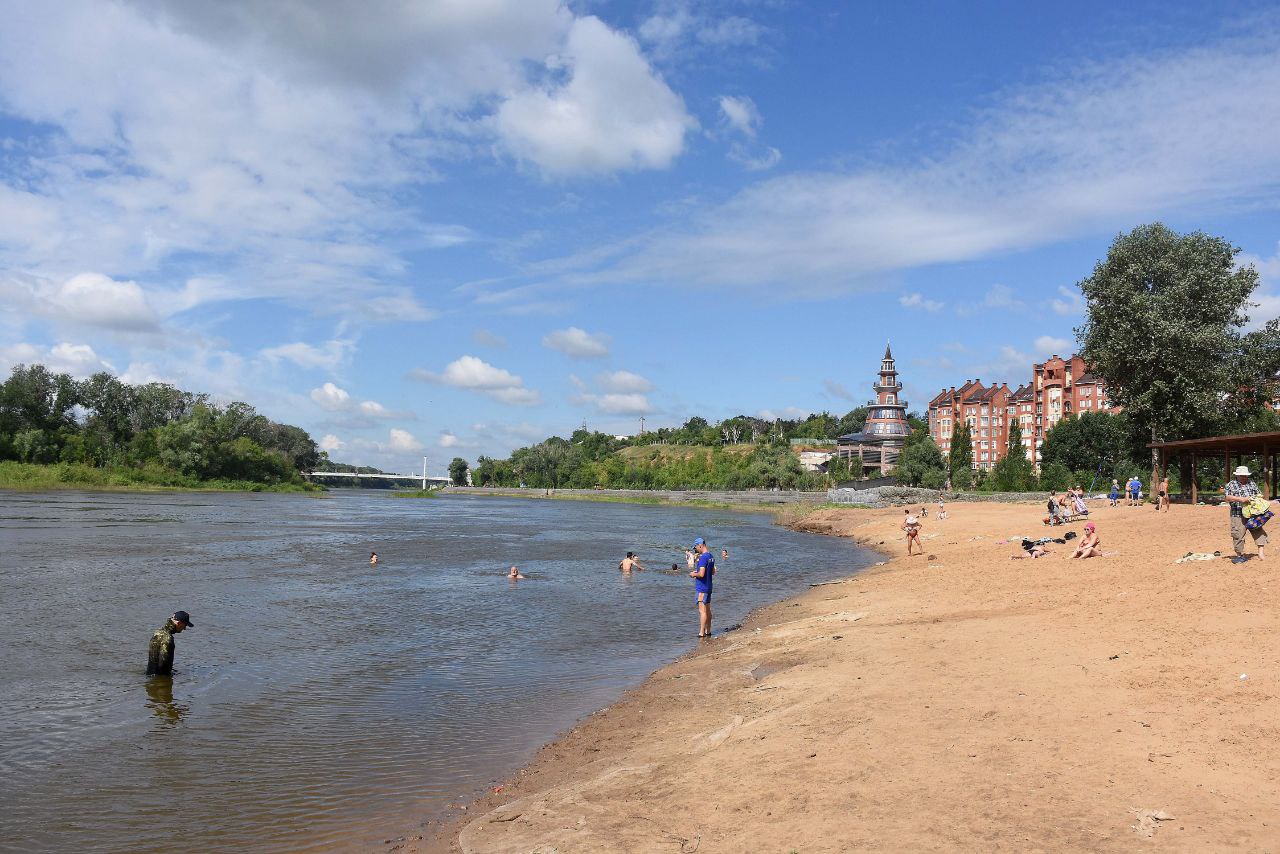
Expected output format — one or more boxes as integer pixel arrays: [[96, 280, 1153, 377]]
[[370, 551, 378, 566], [619, 552, 645, 572], [507, 566, 526, 579]]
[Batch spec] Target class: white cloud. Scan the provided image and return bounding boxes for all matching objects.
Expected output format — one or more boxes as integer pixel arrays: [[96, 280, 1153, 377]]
[[0, 341, 115, 378], [389, 428, 424, 453], [410, 355, 542, 406], [494, 16, 696, 176], [1051, 284, 1085, 316], [310, 382, 352, 412], [596, 370, 653, 393], [319, 434, 345, 452], [261, 339, 354, 371], [1033, 335, 1072, 356], [579, 31, 1280, 292], [542, 327, 611, 359], [823, 379, 856, 402], [718, 95, 761, 137], [439, 431, 460, 448], [639, 5, 767, 61], [0, 272, 160, 332], [309, 382, 400, 419], [899, 292, 944, 312], [1240, 243, 1280, 329], [757, 407, 811, 422], [592, 393, 651, 415]]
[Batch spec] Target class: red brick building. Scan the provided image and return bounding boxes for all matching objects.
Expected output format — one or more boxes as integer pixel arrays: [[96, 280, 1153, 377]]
[[927, 353, 1117, 471]]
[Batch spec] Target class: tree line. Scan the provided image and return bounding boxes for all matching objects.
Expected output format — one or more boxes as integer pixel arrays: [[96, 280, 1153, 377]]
[[0, 363, 323, 487]]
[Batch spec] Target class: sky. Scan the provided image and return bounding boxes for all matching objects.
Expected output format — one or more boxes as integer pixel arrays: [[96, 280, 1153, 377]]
[[2, 0, 1280, 475]]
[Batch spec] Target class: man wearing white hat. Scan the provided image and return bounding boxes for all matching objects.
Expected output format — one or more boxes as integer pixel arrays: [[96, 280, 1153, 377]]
[[1223, 465, 1267, 564]]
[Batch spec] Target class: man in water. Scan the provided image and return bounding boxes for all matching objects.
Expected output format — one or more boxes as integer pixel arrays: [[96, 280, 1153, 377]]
[[619, 551, 645, 572], [689, 537, 715, 637], [146, 610, 193, 676]]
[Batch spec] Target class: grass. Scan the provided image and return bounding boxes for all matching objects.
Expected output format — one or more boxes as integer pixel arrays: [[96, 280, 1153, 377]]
[[390, 489, 439, 498], [0, 461, 322, 494]]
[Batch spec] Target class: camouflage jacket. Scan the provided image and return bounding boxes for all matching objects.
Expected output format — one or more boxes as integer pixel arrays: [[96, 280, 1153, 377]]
[[146, 620, 178, 676]]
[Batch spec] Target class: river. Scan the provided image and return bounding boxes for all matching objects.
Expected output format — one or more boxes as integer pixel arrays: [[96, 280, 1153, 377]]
[[0, 490, 873, 852]]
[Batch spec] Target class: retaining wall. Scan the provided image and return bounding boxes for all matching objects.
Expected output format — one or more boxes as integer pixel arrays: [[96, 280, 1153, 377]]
[[440, 486, 829, 506], [827, 485, 1042, 508]]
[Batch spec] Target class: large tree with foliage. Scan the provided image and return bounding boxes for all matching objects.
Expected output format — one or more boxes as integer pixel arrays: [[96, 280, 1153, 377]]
[[948, 422, 974, 489], [1076, 223, 1280, 473], [990, 420, 1035, 492], [895, 425, 947, 489], [1039, 411, 1143, 483], [448, 457, 469, 486]]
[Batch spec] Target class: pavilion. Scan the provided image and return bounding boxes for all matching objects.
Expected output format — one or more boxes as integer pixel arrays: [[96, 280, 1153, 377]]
[[1148, 430, 1280, 502]]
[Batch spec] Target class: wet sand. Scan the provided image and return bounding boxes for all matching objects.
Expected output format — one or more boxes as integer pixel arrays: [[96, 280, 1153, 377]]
[[410, 500, 1280, 852]]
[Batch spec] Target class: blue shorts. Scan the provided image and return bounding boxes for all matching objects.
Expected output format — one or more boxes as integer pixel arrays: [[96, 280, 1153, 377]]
[[696, 590, 711, 604]]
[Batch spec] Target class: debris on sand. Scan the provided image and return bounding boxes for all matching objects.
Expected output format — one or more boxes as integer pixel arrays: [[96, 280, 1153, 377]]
[[1132, 809, 1175, 838]]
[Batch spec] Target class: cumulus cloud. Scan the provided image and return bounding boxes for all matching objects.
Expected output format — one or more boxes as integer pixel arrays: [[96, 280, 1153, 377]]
[[309, 382, 401, 418], [0, 341, 116, 377], [1034, 335, 1073, 356], [899, 292, 944, 312], [542, 327, 610, 359], [389, 428, 423, 453], [494, 16, 696, 175], [757, 406, 811, 422], [410, 355, 542, 406], [319, 434, 345, 452], [0, 272, 161, 332], [261, 339, 354, 371], [596, 370, 654, 393], [439, 431, 460, 448]]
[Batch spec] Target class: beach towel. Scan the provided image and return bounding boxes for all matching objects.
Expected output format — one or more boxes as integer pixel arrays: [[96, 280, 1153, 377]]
[[1244, 496, 1271, 517], [1174, 551, 1221, 563], [1245, 509, 1273, 530]]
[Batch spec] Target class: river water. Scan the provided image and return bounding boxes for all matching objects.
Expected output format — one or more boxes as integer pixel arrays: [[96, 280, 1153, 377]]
[[0, 490, 872, 852]]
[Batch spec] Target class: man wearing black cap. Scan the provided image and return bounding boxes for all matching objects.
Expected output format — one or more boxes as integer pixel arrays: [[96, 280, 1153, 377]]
[[146, 611, 193, 676]]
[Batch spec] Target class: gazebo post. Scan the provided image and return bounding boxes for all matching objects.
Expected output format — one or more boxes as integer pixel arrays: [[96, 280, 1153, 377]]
[[1225, 449, 1231, 489], [1190, 451, 1198, 504], [1266, 441, 1273, 499]]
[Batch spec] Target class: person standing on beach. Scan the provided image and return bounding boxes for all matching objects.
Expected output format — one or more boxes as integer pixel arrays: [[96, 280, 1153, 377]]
[[1157, 475, 1170, 511], [689, 537, 715, 637], [146, 611, 193, 676], [1109, 480, 1120, 507], [902, 509, 922, 555], [1223, 465, 1268, 564], [1127, 475, 1142, 506]]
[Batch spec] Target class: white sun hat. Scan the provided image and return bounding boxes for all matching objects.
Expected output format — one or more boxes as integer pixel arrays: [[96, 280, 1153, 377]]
[[1234, 465, 1252, 476]]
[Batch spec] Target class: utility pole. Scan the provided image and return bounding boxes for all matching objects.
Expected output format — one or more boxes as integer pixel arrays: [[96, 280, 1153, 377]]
[[422, 455, 427, 490]]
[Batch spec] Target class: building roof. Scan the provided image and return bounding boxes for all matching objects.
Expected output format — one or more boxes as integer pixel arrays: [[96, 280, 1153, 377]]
[[884, 341, 893, 360], [1010, 383, 1034, 401]]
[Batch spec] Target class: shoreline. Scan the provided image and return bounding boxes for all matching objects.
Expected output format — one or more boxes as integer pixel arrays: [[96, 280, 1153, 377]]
[[406, 499, 1280, 852], [0, 461, 322, 494]]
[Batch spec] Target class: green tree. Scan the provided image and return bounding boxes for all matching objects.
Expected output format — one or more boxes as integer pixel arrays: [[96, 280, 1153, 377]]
[[1039, 411, 1142, 483], [895, 428, 946, 488], [449, 456, 469, 486], [1076, 223, 1280, 475], [1039, 460, 1073, 491], [948, 422, 974, 489], [990, 420, 1035, 492]]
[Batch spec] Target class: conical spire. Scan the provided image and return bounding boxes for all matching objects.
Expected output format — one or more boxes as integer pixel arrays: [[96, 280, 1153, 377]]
[[883, 340, 893, 360]]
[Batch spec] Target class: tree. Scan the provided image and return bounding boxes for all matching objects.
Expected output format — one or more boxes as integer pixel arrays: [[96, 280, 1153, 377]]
[[1039, 411, 1142, 483], [449, 457, 469, 486], [1076, 223, 1280, 476], [990, 420, 1035, 492], [948, 422, 974, 489], [895, 424, 946, 488]]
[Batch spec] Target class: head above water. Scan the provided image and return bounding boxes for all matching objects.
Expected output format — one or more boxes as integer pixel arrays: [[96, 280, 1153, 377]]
[[626, 551, 634, 558]]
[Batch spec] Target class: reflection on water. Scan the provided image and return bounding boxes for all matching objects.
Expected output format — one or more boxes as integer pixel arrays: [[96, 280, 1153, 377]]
[[0, 491, 872, 853], [144, 678, 187, 726]]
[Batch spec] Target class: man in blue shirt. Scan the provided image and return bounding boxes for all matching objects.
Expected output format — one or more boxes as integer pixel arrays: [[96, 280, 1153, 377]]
[[1127, 476, 1142, 506], [689, 537, 715, 638]]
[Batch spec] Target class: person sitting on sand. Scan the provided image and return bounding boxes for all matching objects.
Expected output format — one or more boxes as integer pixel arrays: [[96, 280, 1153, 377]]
[[919, 505, 928, 518], [1011, 538, 1050, 559], [1072, 490, 1088, 516], [1071, 523, 1102, 559], [902, 509, 922, 556], [507, 566, 526, 579], [370, 551, 378, 566], [619, 552, 645, 573]]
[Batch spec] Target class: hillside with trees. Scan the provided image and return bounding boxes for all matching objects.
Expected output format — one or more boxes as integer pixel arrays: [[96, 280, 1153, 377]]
[[0, 363, 325, 491]]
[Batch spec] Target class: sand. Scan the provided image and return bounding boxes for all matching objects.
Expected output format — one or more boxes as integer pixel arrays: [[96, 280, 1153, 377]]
[[405, 500, 1279, 852]]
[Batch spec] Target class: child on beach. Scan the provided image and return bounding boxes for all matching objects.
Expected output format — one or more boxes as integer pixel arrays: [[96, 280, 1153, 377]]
[[1110, 480, 1120, 507], [1071, 523, 1102, 559], [937, 499, 947, 520], [902, 509, 922, 556]]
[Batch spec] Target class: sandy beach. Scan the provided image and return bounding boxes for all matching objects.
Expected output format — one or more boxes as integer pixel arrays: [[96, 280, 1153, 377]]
[[410, 499, 1280, 853]]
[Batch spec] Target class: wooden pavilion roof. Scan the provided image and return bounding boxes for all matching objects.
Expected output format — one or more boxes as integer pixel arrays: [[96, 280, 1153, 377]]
[[1148, 431, 1280, 453]]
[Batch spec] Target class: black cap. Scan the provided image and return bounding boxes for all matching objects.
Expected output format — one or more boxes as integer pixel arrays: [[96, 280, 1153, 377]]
[[173, 610, 193, 627]]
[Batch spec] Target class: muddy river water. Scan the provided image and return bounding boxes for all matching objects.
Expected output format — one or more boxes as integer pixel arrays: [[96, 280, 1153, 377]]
[[0, 490, 871, 852]]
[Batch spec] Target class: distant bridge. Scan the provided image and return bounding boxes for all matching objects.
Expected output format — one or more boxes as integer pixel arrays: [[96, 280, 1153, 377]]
[[304, 471, 451, 489]]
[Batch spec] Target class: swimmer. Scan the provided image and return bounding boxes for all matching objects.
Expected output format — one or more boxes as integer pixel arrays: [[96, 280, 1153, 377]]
[[720, 548, 729, 564], [507, 566, 526, 580], [370, 551, 378, 566], [619, 552, 645, 572]]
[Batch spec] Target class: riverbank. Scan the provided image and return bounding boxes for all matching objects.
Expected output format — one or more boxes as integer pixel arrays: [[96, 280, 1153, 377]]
[[438, 485, 832, 513], [0, 461, 320, 493], [413, 499, 1280, 852]]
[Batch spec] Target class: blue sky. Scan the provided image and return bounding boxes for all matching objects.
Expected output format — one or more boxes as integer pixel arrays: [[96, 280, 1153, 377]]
[[2, 0, 1279, 474]]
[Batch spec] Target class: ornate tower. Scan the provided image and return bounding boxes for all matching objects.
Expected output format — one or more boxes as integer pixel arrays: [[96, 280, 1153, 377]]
[[865, 342, 911, 444]]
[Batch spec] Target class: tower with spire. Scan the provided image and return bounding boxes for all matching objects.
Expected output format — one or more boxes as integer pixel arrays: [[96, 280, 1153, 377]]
[[835, 341, 913, 476]]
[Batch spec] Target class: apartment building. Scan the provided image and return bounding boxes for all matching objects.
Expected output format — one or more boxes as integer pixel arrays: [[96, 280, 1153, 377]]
[[927, 354, 1117, 471]]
